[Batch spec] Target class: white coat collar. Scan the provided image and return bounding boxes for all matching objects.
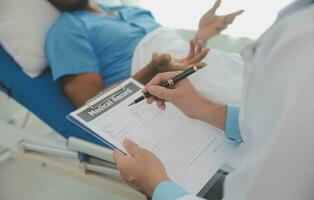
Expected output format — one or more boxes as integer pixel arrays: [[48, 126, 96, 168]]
[[278, 0, 314, 20]]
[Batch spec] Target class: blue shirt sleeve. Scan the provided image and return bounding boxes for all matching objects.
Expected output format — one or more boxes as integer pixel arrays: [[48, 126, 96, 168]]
[[153, 181, 189, 200], [225, 105, 243, 143], [45, 14, 100, 82]]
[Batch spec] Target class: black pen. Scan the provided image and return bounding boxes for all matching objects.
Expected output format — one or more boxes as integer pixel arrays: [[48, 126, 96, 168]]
[[128, 66, 198, 107]]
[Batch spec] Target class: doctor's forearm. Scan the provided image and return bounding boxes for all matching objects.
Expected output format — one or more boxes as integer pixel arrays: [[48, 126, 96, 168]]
[[198, 102, 243, 143], [196, 100, 227, 131]]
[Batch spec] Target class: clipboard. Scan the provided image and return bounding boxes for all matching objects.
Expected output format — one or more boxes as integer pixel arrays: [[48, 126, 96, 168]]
[[67, 78, 237, 195], [66, 79, 142, 153]]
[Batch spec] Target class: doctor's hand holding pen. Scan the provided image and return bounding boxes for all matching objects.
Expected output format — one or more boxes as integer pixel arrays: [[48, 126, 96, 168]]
[[143, 71, 227, 130], [114, 71, 228, 197]]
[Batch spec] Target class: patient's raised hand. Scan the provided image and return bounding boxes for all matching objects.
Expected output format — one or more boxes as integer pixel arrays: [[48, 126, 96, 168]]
[[151, 39, 209, 72], [196, 0, 244, 44], [133, 40, 208, 84]]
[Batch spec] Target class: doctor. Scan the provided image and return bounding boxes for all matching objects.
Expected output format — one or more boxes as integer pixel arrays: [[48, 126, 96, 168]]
[[113, 0, 314, 199]]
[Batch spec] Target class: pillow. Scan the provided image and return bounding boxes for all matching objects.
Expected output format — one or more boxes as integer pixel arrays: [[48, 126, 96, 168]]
[[0, 0, 60, 78], [0, 0, 123, 78]]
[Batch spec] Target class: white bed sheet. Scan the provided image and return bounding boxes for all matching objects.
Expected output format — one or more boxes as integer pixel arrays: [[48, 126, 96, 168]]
[[132, 27, 244, 105]]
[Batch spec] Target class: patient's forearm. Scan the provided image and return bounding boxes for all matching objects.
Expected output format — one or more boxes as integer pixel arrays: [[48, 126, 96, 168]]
[[132, 63, 160, 85], [60, 73, 105, 108]]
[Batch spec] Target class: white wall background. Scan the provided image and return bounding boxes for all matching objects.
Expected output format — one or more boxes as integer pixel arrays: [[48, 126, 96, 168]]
[[139, 0, 294, 39]]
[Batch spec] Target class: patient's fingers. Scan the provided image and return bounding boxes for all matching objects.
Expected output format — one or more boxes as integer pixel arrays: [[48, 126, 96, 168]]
[[210, 0, 222, 14], [196, 40, 204, 54], [168, 54, 208, 71], [187, 47, 209, 66], [186, 40, 196, 60], [200, 48, 210, 60], [151, 52, 172, 66], [191, 48, 210, 64], [193, 62, 207, 69], [167, 62, 188, 71], [198, 47, 210, 60], [224, 10, 244, 24]]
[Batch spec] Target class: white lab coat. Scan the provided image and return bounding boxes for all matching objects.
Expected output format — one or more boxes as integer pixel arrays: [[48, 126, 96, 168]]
[[178, 0, 314, 199]]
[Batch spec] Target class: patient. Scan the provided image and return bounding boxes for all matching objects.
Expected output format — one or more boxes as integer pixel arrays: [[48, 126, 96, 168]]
[[45, 0, 243, 107]]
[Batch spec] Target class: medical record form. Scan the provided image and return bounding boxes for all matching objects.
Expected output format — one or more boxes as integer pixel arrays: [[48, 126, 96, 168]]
[[69, 78, 237, 194]]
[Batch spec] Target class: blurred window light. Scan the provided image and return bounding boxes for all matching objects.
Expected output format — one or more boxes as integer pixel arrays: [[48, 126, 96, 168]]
[[139, 0, 293, 39]]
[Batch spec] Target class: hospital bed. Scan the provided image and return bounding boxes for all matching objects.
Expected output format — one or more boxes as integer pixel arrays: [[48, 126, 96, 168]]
[[0, 30, 251, 199], [0, 43, 147, 199]]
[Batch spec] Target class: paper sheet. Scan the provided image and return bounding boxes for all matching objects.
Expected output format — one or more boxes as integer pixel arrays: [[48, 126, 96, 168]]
[[70, 79, 237, 194]]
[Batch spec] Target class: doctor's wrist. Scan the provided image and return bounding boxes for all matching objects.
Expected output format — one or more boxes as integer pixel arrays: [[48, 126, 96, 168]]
[[196, 100, 227, 131], [147, 175, 170, 197]]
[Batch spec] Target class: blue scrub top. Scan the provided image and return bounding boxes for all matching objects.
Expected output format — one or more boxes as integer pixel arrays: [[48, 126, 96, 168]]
[[45, 4, 160, 86]]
